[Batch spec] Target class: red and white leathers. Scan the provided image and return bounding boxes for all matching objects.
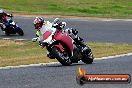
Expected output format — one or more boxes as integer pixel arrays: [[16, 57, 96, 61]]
[[35, 21, 56, 42], [0, 9, 12, 30]]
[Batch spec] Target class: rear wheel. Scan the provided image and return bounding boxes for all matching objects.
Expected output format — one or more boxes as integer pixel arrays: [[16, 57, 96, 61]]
[[5, 30, 10, 36], [52, 46, 72, 66], [82, 47, 94, 64], [17, 27, 24, 36]]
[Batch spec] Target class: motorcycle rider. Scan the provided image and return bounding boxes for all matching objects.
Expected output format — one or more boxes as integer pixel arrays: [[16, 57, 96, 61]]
[[33, 17, 57, 59], [33, 17, 88, 58], [0, 9, 13, 31], [52, 18, 88, 52]]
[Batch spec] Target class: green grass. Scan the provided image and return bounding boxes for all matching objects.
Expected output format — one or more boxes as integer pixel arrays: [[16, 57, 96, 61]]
[[0, 0, 132, 18], [0, 40, 132, 67]]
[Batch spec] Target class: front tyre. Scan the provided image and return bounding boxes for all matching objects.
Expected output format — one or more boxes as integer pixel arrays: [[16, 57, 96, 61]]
[[5, 30, 10, 36], [82, 48, 94, 64], [17, 27, 24, 36], [52, 47, 71, 66]]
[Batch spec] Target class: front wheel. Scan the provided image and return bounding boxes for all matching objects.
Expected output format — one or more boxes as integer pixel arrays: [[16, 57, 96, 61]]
[[51, 47, 72, 66], [17, 27, 24, 36], [81, 47, 94, 64], [5, 30, 10, 36]]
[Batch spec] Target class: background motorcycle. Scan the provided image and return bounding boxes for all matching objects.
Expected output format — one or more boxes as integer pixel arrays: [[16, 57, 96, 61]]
[[32, 23, 94, 66], [0, 16, 24, 36]]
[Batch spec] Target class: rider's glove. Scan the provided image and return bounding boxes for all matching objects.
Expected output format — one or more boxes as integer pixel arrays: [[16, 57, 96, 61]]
[[32, 38, 38, 42], [52, 23, 58, 28]]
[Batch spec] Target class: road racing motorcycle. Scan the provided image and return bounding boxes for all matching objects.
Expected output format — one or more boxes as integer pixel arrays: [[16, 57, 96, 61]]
[[0, 16, 24, 36], [32, 23, 94, 66]]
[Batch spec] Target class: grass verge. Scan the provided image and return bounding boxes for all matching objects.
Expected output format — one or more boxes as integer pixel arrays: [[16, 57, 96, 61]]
[[0, 40, 132, 67], [0, 0, 132, 18]]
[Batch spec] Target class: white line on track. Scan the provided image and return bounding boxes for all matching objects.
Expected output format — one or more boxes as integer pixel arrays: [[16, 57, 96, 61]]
[[0, 62, 60, 70], [16, 15, 132, 21], [0, 53, 132, 69], [99, 19, 132, 22], [2, 38, 27, 41], [95, 53, 132, 60]]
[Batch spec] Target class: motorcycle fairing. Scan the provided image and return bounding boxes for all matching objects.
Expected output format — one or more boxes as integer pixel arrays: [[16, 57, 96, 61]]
[[53, 31, 74, 55], [53, 43, 65, 53]]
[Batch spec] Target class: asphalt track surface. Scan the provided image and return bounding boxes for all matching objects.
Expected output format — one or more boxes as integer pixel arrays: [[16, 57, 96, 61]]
[[0, 16, 132, 88], [0, 16, 132, 43], [0, 56, 132, 88]]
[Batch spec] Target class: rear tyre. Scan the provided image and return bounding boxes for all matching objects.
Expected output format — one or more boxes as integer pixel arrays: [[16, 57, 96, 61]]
[[82, 48, 94, 64], [52, 47, 71, 66], [5, 30, 10, 36], [17, 27, 24, 36]]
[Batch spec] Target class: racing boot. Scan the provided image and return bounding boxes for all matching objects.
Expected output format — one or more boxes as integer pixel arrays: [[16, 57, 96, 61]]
[[67, 28, 90, 53], [74, 36, 89, 53]]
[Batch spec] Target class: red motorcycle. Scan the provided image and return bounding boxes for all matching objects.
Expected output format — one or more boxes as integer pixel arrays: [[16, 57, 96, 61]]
[[32, 23, 94, 66]]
